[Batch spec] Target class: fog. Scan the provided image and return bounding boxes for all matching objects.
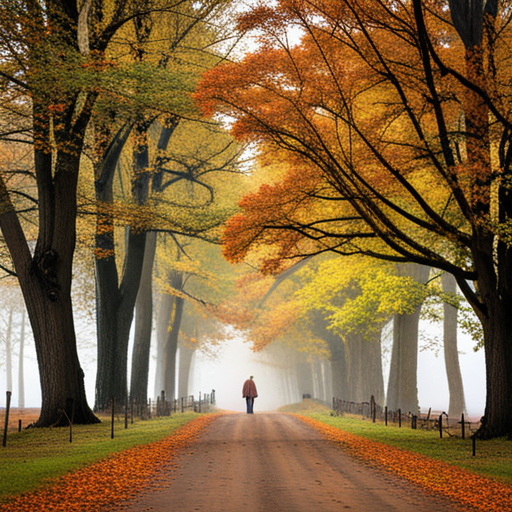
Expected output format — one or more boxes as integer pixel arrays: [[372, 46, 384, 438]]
[[190, 337, 294, 413], [0, 323, 486, 419]]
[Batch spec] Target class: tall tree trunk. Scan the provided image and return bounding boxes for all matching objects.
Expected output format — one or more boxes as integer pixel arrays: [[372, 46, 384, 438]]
[[154, 292, 173, 398], [94, 122, 149, 410], [296, 360, 314, 398], [330, 341, 348, 400], [311, 311, 347, 400], [441, 272, 466, 418], [129, 121, 179, 404], [163, 290, 185, 400], [0, 142, 98, 426], [95, 228, 147, 409], [472, 247, 512, 438], [5, 307, 12, 392], [366, 331, 385, 406], [130, 231, 157, 406], [177, 342, 194, 398], [344, 331, 383, 404], [386, 264, 430, 413], [18, 312, 25, 409]]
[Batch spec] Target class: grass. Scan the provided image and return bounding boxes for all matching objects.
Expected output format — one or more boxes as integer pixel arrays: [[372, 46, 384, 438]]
[[0, 411, 201, 501], [279, 400, 512, 484]]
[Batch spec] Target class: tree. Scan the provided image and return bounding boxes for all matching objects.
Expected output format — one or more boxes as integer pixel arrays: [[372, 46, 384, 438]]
[[91, 1, 240, 409], [441, 272, 467, 418], [197, 0, 512, 438], [0, 0, 212, 426], [386, 264, 431, 413]]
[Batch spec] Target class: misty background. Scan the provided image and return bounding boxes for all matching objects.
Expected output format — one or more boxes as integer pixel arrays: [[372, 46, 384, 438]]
[[0, 317, 485, 418]]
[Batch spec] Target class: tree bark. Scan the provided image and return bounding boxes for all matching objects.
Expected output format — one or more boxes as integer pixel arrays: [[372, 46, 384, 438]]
[[386, 264, 430, 414], [0, 140, 98, 427], [177, 342, 194, 399], [18, 312, 25, 409], [130, 231, 157, 406], [163, 289, 185, 400], [441, 272, 466, 418], [5, 307, 12, 392], [95, 227, 147, 409], [154, 292, 174, 398], [344, 331, 384, 405], [94, 122, 149, 410]]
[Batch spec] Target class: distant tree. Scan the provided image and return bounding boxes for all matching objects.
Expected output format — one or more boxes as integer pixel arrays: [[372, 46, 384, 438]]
[[441, 272, 467, 418], [386, 264, 431, 413]]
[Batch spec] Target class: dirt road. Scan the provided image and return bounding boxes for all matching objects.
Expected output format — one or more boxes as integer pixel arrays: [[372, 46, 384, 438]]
[[122, 412, 462, 512]]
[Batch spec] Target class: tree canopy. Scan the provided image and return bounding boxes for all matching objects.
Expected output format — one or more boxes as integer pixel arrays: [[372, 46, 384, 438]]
[[197, 0, 512, 438]]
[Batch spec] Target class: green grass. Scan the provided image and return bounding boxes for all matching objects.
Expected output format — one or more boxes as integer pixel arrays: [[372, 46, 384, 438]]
[[0, 412, 201, 501], [280, 402, 512, 484]]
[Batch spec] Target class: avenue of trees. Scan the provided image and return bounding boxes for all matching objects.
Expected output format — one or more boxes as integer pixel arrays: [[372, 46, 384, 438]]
[[197, 0, 512, 439], [0, 0, 506, 441]]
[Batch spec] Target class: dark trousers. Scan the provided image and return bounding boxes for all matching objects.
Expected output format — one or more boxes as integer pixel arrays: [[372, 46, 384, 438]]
[[246, 397, 254, 414]]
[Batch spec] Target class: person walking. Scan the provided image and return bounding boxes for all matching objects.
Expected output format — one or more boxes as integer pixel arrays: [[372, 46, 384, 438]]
[[242, 376, 258, 414]]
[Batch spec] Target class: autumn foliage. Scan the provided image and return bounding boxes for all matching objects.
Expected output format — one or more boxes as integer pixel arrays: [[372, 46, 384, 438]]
[[197, 0, 512, 438], [298, 415, 512, 511], [0, 415, 218, 512]]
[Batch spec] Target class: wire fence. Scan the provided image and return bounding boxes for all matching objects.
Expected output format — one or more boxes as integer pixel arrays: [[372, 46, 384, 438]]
[[1, 389, 216, 446], [332, 396, 481, 440]]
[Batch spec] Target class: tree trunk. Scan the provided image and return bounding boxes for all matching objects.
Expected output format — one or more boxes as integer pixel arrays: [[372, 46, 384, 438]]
[[177, 342, 194, 399], [128, 121, 179, 405], [0, 144, 98, 426], [311, 311, 347, 400], [18, 312, 25, 409], [470, 240, 512, 438], [154, 292, 173, 398], [296, 360, 314, 398], [94, 122, 149, 410], [386, 264, 430, 414], [163, 291, 185, 400], [330, 341, 348, 400], [441, 272, 466, 418], [366, 331, 385, 406], [94, 228, 147, 410], [130, 231, 157, 406], [5, 307, 12, 392]]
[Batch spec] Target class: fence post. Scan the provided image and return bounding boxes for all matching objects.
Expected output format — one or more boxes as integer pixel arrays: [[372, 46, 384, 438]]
[[160, 391, 166, 416], [411, 414, 417, 429], [439, 414, 443, 438], [398, 409, 402, 428], [3, 391, 12, 447], [385, 406, 388, 426]]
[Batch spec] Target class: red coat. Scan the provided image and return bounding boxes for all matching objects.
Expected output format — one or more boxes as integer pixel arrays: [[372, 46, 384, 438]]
[[242, 379, 258, 398]]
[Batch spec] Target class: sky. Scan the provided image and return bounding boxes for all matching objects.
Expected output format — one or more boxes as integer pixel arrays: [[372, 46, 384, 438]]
[[0, 319, 486, 419]]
